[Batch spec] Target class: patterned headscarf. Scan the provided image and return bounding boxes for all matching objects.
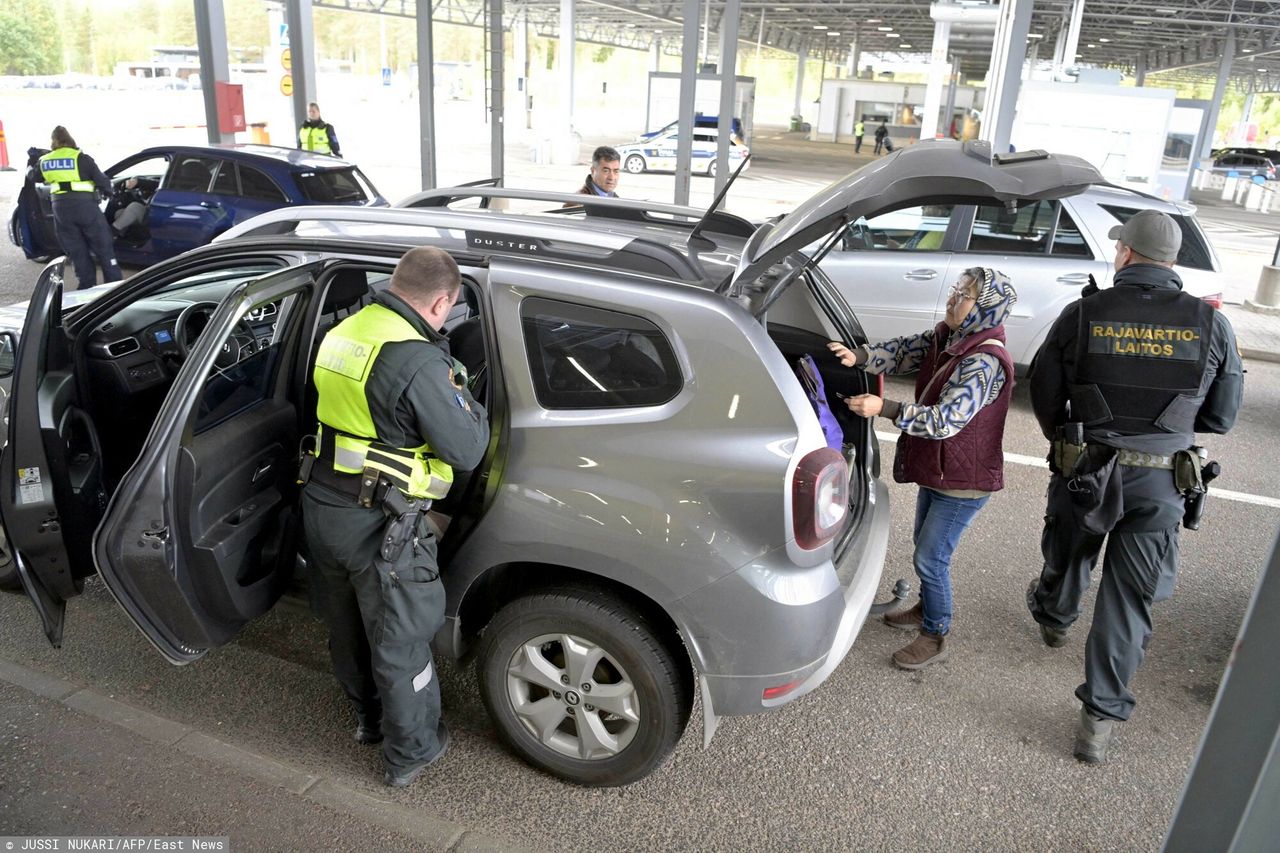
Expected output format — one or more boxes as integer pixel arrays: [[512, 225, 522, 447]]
[[955, 266, 1017, 338]]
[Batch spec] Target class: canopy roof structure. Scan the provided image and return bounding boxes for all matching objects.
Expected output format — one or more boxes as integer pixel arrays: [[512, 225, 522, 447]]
[[310, 0, 1280, 88]]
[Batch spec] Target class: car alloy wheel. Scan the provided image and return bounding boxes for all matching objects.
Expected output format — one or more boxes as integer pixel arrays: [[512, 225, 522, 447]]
[[476, 586, 691, 786], [624, 154, 646, 174]]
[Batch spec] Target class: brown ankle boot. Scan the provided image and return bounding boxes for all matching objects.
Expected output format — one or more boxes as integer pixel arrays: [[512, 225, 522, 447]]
[[883, 600, 923, 632], [892, 630, 949, 670]]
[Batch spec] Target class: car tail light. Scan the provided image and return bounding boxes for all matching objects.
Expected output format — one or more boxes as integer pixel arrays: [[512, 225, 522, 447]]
[[762, 678, 804, 701], [1200, 292, 1223, 310], [792, 447, 849, 550]]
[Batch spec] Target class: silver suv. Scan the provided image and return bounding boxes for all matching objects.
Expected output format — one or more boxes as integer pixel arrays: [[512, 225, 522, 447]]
[[0, 140, 1104, 786], [820, 184, 1226, 368]]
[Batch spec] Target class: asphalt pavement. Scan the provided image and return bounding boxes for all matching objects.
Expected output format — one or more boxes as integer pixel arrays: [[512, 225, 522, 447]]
[[0, 126, 1278, 852]]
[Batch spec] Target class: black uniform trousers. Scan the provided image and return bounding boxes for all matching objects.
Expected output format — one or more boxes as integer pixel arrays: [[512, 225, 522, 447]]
[[1028, 464, 1183, 722], [51, 194, 122, 290], [302, 482, 447, 772]]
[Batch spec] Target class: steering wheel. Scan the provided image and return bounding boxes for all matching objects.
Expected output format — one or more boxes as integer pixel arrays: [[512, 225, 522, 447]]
[[174, 301, 258, 370]]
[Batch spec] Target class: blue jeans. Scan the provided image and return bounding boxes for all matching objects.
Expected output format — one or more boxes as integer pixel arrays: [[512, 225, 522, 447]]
[[912, 487, 990, 635]]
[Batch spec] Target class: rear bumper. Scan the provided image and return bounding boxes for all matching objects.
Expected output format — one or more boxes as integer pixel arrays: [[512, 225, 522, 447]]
[[682, 477, 891, 721]]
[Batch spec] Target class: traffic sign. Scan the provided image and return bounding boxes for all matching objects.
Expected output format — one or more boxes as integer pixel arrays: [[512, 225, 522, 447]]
[[278, 22, 289, 46], [282, 48, 291, 71], [280, 74, 293, 97]]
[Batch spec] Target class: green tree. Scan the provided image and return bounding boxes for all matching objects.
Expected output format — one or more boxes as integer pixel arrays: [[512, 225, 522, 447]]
[[0, 11, 54, 74]]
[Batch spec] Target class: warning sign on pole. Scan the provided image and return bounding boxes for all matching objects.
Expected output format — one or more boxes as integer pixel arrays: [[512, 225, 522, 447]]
[[282, 48, 292, 71], [280, 75, 293, 96]]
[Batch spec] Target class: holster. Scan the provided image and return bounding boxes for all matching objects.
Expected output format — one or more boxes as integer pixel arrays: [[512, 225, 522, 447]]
[[374, 478, 428, 565], [1054, 444, 1122, 535]]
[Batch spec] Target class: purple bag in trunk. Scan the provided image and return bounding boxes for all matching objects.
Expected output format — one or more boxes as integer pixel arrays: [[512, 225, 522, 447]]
[[796, 354, 844, 450]]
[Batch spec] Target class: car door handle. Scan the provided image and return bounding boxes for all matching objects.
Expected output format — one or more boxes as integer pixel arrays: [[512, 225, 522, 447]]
[[903, 269, 937, 281], [252, 460, 274, 483], [1056, 273, 1091, 284], [199, 200, 222, 209]]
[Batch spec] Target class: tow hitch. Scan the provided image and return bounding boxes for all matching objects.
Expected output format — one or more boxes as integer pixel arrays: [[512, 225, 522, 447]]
[[869, 578, 911, 614]]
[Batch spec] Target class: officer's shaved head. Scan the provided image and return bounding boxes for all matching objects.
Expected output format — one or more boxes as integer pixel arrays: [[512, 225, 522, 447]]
[[391, 246, 461, 310]]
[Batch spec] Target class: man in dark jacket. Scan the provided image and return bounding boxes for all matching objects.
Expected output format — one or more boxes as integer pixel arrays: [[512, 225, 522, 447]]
[[1026, 209, 1243, 763], [829, 268, 1018, 670], [298, 102, 342, 157], [873, 121, 889, 154], [303, 247, 489, 787], [576, 146, 621, 197]]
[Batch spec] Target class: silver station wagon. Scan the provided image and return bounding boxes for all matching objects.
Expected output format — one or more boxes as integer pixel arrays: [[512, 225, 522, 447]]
[[0, 141, 1103, 785]]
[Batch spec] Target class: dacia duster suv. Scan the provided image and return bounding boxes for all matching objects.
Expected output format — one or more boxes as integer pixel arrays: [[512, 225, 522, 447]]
[[0, 141, 1104, 785]]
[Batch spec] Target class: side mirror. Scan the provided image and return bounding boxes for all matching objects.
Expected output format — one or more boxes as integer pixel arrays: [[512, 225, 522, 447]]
[[0, 332, 15, 379]]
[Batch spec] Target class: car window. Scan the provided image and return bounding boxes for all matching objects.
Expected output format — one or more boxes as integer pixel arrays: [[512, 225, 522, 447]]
[[844, 205, 955, 252], [295, 168, 369, 203], [238, 165, 287, 202], [194, 291, 299, 433], [167, 156, 217, 192], [113, 155, 168, 184], [210, 160, 238, 195], [968, 199, 1065, 254], [1049, 207, 1093, 258], [1098, 204, 1215, 271], [521, 297, 682, 409]]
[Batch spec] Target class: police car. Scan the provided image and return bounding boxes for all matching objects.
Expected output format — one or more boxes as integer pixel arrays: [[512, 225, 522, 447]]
[[615, 126, 750, 178]]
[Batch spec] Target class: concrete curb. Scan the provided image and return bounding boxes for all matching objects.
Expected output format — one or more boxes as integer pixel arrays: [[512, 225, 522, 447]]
[[1239, 346, 1280, 364], [0, 655, 534, 852]]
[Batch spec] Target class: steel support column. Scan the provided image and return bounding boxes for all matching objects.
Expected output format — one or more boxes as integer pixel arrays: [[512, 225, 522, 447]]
[[489, 0, 504, 183], [194, 0, 232, 144], [714, 0, 740, 197], [674, 0, 701, 205], [416, 0, 438, 188], [793, 44, 807, 119], [981, 0, 1033, 154], [284, 0, 317, 137], [1062, 0, 1086, 70], [1201, 29, 1234, 161], [920, 20, 952, 140]]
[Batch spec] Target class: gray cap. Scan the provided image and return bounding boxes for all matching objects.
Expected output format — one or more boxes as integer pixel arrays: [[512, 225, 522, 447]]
[[1107, 209, 1181, 263]]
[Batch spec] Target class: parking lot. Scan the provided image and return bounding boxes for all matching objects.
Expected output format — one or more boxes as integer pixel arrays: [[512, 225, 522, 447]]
[[2, 100, 1279, 850]]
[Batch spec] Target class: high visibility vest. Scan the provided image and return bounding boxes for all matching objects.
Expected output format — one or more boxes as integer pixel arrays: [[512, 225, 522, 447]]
[[855, 122, 865, 136], [299, 125, 332, 154], [313, 303, 453, 499], [39, 147, 96, 194]]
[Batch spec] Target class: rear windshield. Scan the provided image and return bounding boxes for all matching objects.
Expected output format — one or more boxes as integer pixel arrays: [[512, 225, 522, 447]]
[[1099, 204, 1215, 272], [294, 168, 369, 203]]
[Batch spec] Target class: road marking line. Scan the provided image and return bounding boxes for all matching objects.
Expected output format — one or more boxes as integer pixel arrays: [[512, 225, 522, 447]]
[[874, 430, 1280, 509]]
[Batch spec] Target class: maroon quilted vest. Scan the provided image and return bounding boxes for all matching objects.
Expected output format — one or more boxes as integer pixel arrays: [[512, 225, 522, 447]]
[[893, 322, 1015, 492]]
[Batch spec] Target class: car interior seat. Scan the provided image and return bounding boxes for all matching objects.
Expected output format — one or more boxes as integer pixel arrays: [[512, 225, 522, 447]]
[[170, 160, 212, 193]]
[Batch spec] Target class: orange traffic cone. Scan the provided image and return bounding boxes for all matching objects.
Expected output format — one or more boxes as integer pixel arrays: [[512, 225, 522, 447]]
[[0, 120, 13, 171]]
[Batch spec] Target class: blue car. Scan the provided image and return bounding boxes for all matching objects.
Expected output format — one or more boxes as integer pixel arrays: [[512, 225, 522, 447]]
[[9, 143, 388, 268]]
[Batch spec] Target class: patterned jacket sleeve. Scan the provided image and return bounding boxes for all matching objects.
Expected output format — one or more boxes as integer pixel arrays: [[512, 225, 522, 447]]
[[891, 352, 1007, 439], [860, 329, 936, 376]]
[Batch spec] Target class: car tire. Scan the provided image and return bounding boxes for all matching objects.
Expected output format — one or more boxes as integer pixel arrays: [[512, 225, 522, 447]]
[[476, 586, 691, 786], [624, 154, 647, 174], [707, 160, 717, 178]]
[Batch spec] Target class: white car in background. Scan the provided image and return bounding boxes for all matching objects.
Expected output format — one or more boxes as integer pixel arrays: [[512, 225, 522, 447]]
[[616, 127, 750, 178], [818, 184, 1224, 368]]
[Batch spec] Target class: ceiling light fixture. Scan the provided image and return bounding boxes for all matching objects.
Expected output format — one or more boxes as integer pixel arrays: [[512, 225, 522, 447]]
[[900, 43, 913, 48], [1099, 37, 1110, 42], [814, 24, 829, 30], [885, 33, 900, 38], [1027, 33, 1044, 39], [828, 32, 841, 37], [877, 26, 894, 31], [866, 18, 882, 23]]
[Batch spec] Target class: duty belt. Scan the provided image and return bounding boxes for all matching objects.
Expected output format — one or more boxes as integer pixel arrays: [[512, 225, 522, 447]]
[[1116, 449, 1175, 470]]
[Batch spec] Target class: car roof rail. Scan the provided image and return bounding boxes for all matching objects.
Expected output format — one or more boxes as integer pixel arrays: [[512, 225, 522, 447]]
[[213, 205, 709, 283], [396, 186, 758, 239]]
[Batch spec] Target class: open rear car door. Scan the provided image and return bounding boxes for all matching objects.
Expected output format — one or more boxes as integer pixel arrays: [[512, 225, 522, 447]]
[[91, 262, 330, 664]]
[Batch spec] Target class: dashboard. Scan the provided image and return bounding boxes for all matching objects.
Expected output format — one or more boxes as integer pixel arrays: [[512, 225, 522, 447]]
[[84, 288, 280, 397]]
